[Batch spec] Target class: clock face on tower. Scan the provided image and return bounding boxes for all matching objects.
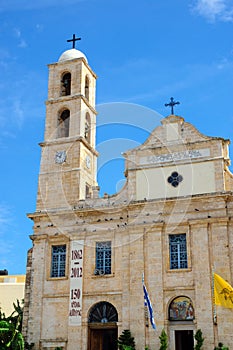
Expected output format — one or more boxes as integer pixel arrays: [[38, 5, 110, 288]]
[[55, 151, 66, 164], [85, 155, 91, 169]]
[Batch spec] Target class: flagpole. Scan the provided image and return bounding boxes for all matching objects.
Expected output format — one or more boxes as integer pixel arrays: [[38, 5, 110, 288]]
[[142, 273, 149, 348], [212, 267, 218, 348], [142, 228, 149, 349], [212, 268, 217, 325]]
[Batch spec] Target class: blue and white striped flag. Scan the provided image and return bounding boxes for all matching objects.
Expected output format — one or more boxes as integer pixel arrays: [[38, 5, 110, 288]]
[[143, 283, 156, 330]]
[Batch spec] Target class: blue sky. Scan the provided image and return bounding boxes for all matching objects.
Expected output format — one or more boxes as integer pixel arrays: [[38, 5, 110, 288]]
[[0, 0, 233, 274]]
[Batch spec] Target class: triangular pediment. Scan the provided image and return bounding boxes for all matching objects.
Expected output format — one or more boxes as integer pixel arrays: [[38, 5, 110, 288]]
[[122, 114, 232, 201], [124, 115, 218, 156]]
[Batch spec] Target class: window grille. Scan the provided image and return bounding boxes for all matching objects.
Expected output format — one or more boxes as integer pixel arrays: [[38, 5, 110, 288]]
[[96, 241, 111, 275], [88, 301, 118, 323], [51, 245, 66, 277], [167, 171, 183, 187], [169, 234, 187, 269]]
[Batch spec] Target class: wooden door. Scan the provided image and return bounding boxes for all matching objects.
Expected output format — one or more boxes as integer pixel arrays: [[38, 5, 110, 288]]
[[89, 328, 117, 350], [175, 330, 193, 350]]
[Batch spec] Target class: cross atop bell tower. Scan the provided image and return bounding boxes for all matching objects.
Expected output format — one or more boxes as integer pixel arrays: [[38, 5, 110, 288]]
[[36, 42, 98, 211], [67, 34, 81, 49]]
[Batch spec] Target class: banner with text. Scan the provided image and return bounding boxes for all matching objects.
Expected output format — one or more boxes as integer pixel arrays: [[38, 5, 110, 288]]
[[69, 240, 84, 326]]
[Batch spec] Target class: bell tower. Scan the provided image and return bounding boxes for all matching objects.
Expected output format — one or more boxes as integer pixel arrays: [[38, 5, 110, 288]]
[[36, 39, 98, 210]]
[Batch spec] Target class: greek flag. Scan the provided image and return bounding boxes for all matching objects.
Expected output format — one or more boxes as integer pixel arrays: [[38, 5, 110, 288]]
[[143, 283, 156, 330]]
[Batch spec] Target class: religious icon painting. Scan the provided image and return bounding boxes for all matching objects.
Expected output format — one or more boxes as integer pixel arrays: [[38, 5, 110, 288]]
[[169, 296, 194, 321]]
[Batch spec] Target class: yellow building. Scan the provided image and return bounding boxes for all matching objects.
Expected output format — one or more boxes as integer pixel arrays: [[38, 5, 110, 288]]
[[22, 42, 233, 350], [0, 273, 25, 317]]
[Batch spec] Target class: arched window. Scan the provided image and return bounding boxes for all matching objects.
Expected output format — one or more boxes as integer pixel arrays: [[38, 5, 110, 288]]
[[85, 75, 90, 100], [85, 183, 91, 198], [61, 72, 71, 96], [88, 302, 118, 323], [169, 296, 194, 321], [84, 112, 91, 143], [57, 109, 70, 138]]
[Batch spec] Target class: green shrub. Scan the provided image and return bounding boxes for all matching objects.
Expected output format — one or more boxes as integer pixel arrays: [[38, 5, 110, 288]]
[[159, 329, 168, 350], [118, 329, 136, 350], [194, 329, 204, 350], [0, 300, 24, 350], [214, 343, 229, 350]]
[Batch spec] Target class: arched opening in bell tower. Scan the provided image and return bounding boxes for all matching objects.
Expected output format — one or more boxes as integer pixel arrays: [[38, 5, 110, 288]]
[[85, 75, 90, 100], [85, 112, 91, 143], [57, 109, 70, 138], [61, 72, 71, 96]]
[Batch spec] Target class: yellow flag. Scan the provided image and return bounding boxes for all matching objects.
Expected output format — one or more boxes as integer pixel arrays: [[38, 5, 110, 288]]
[[214, 273, 233, 308]]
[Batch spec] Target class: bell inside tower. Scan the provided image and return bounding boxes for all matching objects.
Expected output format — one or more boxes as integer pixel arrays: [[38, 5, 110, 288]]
[[61, 72, 71, 96]]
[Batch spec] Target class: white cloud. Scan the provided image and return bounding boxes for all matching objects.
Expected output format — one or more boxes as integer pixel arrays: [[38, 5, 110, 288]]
[[12, 100, 24, 128], [13, 27, 27, 48], [116, 57, 233, 105], [0, 204, 10, 227], [0, 49, 11, 69], [0, 204, 20, 271], [18, 39, 27, 48], [192, 0, 233, 22], [0, 95, 24, 131], [216, 57, 229, 69], [36, 24, 44, 32], [0, 204, 13, 238], [13, 28, 21, 38], [0, 68, 46, 140]]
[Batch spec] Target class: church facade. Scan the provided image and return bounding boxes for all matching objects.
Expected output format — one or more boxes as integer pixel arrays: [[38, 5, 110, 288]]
[[22, 44, 233, 350]]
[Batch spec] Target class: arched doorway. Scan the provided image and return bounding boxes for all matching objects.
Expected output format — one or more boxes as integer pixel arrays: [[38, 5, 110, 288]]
[[88, 301, 118, 350], [168, 296, 195, 350]]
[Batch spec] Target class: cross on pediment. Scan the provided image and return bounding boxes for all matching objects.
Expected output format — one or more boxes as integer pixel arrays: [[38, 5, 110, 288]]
[[165, 97, 180, 115]]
